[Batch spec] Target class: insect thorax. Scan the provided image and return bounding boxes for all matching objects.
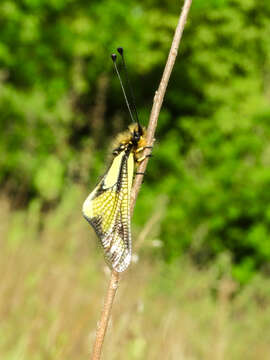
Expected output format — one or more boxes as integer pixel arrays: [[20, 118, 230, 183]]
[[112, 124, 146, 158]]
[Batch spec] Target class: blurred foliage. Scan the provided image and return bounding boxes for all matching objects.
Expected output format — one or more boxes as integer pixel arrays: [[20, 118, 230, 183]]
[[1, 0, 270, 282]]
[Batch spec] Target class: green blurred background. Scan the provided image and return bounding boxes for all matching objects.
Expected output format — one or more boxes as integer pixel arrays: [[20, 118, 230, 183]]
[[1, 0, 270, 359]]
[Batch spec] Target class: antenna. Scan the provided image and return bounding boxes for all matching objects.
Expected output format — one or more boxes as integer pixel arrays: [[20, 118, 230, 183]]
[[117, 47, 140, 126], [111, 53, 135, 123]]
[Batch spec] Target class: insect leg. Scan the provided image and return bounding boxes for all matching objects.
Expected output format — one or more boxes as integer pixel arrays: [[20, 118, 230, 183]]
[[135, 145, 153, 153], [136, 154, 152, 163]]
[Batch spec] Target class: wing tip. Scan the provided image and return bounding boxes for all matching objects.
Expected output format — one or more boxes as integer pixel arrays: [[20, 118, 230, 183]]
[[112, 252, 132, 272]]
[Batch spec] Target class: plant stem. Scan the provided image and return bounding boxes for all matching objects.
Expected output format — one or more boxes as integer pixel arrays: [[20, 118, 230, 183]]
[[91, 270, 119, 360], [91, 1, 193, 358], [131, 0, 193, 211]]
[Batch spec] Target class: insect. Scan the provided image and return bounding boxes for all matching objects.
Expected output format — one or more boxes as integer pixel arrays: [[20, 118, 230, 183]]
[[82, 47, 151, 272]]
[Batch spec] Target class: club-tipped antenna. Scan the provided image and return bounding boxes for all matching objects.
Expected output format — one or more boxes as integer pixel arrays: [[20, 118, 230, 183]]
[[111, 53, 135, 123], [117, 47, 140, 126]]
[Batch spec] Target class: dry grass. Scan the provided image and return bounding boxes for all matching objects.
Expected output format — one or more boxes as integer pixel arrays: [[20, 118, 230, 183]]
[[1, 187, 270, 360]]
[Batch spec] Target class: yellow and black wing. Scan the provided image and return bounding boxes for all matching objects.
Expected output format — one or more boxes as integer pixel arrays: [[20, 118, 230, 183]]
[[82, 151, 134, 272]]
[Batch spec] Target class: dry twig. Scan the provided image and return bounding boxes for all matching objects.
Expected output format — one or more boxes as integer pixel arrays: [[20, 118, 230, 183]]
[[91, 1, 193, 358]]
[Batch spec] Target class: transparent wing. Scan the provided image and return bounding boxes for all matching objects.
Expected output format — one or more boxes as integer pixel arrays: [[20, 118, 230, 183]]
[[82, 151, 133, 272]]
